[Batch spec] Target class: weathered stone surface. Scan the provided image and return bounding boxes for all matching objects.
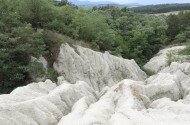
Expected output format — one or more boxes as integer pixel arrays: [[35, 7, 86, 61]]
[[160, 62, 190, 97], [2, 45, 190, 125], [144, 46, 186, 73], [58, 79, 190, 125], [54, 44, 147, 91], [1, 77, 190, 125], [0, 80, 97, 125], [57, 79, 147, 125], [145, 73, 182, 101]]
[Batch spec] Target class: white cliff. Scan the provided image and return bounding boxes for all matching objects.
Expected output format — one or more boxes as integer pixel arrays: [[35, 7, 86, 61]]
[[54, 44, 147, 91], [1, 45, 190, 125]]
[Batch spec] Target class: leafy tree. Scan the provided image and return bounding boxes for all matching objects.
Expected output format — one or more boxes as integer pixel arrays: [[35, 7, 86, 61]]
[[47, 5, 77, 35], [132, 3, 190, 14], [18, 0, 54, 28], [167, 14, 181, 41], [0, 24, 46, 93]]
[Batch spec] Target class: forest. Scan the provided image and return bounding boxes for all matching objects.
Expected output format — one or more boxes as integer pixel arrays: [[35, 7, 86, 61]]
[[132, 3, 190, 14], [0, 0, 190, 93]]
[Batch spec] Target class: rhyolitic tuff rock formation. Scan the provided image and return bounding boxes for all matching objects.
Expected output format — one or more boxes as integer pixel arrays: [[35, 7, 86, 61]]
[[54, 44, 147, 91], [1, 44, 190, 125], [144, 46, 186, 73]]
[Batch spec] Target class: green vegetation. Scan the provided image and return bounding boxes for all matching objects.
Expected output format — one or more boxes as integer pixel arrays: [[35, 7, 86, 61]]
[[142, 68, 155, 76], [149, 91, 171, 101], [166, 52, 174, 66], [132, 3, 190, 14], [166, 11, 190, 54], [46, 68, 58, 82], [91, 6, 167, 66], [0, 0, 190, 93]]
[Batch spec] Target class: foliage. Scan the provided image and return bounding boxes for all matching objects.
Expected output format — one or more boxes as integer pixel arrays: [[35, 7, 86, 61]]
[[142, 68, 155, 76], [132, 3, 190, 14], [0, 0, 47, 93], [166, 11, 190, 55], [167, 11, 190, 42], [43, 30, 63, 67], [28, 61, 46, 79], [0, 1, 186, 93], [166, 52, 174, 66], [18, 0, 55, 28], [46, 68, 58, 82]]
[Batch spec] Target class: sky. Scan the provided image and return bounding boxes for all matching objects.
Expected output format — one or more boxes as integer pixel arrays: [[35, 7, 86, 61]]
[[80, 0, 190, 5]]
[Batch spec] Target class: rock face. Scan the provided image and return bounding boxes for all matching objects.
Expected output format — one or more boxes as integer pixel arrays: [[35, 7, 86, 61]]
[[0, 79, 97, 125], [57, 79, 190, 125], [1, 45, 190, 125], [54, 44, 147, 91], [145, 73, 182, 101]]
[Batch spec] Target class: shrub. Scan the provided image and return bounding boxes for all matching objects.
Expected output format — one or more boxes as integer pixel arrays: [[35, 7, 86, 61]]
[[43, 30, 64, 67], [142, 67, 155, 76], [46, 68, 58, 82], [0, 24, 46, 93], [28, 61, 46, 80], [166, 52, 174, 66]]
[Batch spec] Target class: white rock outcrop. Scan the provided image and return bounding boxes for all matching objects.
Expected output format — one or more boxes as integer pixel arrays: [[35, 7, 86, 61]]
[[145, 73, 182, 101], [58, 79, 190, 125], [54, 44, 147, 91], [160, 62, 190, 97], [144, 46, 186, 73], [1, 77, 190, 125], [57, 79, 147, 125], [0, 79, 98, 125], [1, 45, 190, 125]]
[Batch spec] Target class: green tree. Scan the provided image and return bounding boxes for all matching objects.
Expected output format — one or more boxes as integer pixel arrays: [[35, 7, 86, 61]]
[[18, 0, 54, 28], [0, 24, 46, 93]]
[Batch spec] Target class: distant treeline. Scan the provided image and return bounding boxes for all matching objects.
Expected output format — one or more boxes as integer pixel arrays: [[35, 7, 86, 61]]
[[131, 3, 190, 14]]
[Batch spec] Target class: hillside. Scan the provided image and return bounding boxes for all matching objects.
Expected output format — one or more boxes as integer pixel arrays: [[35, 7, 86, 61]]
[[1, 0, 190, 124], [67, 0, 142, 7], [132, 3, 190, 14], [0, 0, 190, 91]]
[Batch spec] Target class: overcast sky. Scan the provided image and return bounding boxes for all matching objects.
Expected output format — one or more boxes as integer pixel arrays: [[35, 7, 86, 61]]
[[80, 0, 190, 5]]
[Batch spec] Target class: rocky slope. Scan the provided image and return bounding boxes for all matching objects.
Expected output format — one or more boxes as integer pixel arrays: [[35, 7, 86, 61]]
[[144, 46, 186, 73], [54, 44, 147, 91], [1, 44, 190, 125]]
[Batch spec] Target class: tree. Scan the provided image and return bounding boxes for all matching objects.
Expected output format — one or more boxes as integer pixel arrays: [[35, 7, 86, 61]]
[[57, 0, 69, 6], [167, 14, 181, 41], [18, 0, 54, 28], [0, 24, 46, 93]]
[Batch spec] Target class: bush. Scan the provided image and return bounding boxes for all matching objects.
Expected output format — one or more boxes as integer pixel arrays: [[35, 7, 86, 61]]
[[0, 24, 46, 93], [173, 32, 187, 44], [142, 68, 155, 76], [46, 68, 58, 82], [166, 52, 174, 66], [43, 30, 64, 67], [28, 61, 46, 80]]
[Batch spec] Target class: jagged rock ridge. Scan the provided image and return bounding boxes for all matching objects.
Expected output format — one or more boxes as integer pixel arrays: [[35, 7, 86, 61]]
[[54, 44, 147, 91], [1, 44, 190, 125]]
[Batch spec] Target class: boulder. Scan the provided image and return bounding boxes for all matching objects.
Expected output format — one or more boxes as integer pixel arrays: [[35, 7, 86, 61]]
[[145, 73, 182, 101], [160, 62, 190, 97]]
